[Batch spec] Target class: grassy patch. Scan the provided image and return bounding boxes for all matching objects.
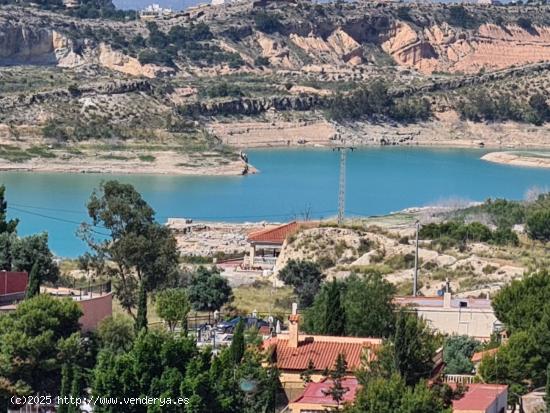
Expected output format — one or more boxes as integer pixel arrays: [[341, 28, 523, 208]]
[[27, 146, 57, 158], [233, 280, 294, 315], [138, 154, 156, 162], [0, 145, 32, 162]]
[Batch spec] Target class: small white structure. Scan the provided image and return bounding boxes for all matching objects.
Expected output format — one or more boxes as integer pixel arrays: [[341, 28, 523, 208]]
[[394, 293, 501, 341], [140, 3, 173, 19]]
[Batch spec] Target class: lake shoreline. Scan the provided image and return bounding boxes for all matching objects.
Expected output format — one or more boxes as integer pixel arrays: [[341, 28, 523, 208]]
[[481, 151, 550, 169], [0, 150, 257, 176], [1, 143, 549, 177]]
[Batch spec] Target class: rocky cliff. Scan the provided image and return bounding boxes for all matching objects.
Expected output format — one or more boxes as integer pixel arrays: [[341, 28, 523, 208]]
[[0, 17, 167, 77], [382, 22, 550, 74], [1, 4, 550, 78]]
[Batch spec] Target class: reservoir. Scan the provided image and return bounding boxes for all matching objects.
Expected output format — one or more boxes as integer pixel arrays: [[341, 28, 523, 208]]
[[2, 147, 550, 257]]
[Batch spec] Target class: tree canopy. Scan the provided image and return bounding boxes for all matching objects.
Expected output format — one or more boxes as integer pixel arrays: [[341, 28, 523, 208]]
[[278, 259, 325, 308], [187, 266, 233, 312], [443, 336, 479, 375], [304, 271, 396, 338], [479, 270, 550, 403], [79, 180, 179, 317], [155, 288, 191, 332], [0, 295, 82, 405]]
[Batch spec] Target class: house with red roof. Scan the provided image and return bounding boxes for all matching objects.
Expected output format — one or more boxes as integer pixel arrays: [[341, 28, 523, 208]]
[[263, 305, 381, 401], [246, 221, 315, 268], [288, 376, 361, 413], [452, 383, 507, 413]]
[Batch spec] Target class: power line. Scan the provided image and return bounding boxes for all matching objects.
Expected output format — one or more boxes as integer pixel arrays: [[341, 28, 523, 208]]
[[11, 202, 85, 215], [7, 206, 110, 236], [8, 203, 337, 227]]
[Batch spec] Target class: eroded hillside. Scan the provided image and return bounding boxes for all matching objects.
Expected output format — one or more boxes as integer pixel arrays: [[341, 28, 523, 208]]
[[0, 1, 549, 172]]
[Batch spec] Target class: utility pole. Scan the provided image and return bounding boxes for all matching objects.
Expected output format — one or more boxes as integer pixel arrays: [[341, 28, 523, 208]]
[[413, 220, 420, 296], [333, 145, 354, 226]]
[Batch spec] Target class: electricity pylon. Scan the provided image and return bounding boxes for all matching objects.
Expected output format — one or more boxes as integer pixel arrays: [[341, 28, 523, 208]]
[[333, 146, 355, 226]]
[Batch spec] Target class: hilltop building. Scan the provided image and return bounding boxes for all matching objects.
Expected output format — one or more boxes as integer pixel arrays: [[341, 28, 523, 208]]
[[140, 4, 173, 19], [394, 292, 502, 341], [263, 304, 381, 400]]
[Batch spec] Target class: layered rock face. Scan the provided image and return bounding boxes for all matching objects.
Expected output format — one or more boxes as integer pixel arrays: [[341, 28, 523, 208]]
[[0, 23, 170, 78], [382, 22, 550, 74], [0, 26, 74, 65]]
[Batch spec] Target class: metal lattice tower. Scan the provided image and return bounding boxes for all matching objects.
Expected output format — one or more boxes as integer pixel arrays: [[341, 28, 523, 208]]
[[334, 146, 354, 226], [338, 149, 347, 225]]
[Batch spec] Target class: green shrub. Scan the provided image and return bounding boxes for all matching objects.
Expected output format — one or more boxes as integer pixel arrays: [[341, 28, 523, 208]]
[[254, 12, 283, 34]]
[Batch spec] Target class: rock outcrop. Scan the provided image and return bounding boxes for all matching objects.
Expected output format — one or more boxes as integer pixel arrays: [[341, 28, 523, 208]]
[[180, 95, 326, 116], [0, 25, 80, 65], [98, 43, 175, 78], [0, 22, 173, 77], [383, 22, 550, 74]]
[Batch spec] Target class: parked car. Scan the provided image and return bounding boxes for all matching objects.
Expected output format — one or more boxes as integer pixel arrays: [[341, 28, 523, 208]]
[[215, 316, 270, 334]]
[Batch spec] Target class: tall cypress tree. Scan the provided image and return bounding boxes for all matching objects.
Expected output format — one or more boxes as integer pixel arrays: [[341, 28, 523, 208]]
[[135, 282, 148, 333], [230, 319, 245, 365], [25, 262, 41, 299], [324, 279, 345, 336], [0, 185, 18, 234], [58, 363, 72, 413], [67, 367, 81, 413]]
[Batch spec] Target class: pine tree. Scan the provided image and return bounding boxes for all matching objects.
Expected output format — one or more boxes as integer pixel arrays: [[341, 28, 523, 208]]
[[323, 353, 348, 406], [25, 262, 40, 299], [324, 279, 345, 335], [300, 359, 315, 384], [230, 319, 245, 365], [58, 363, 72, 413], [135, 282, 148, 333]]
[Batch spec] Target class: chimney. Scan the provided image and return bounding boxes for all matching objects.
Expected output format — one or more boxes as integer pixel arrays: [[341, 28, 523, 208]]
[[288, 302, 300, 348], [443, 292, 452, 309]]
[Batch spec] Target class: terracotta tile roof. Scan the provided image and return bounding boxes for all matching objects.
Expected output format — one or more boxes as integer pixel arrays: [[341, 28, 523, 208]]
[[471, 348, 499, 363], [452, 384, 507, 412], [247, 221, 302, 245], [291, 377, 360, 406], [264, 335, 382, 372]]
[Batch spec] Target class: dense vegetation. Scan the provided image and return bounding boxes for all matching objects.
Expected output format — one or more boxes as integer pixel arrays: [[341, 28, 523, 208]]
[[303, 272, 396, 338], [327, 81, 432, 123], [0, 0, 136, 20], [419, 221, 519, 249], [457, 92, 550, 125], [458, 194, 550, 242], [480, 270, 550, 404], [136, 22, 244, 68], [443, 336, 479, 375]]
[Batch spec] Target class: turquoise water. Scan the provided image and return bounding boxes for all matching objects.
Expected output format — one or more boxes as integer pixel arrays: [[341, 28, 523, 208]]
[[2, 147, 550, 258]]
